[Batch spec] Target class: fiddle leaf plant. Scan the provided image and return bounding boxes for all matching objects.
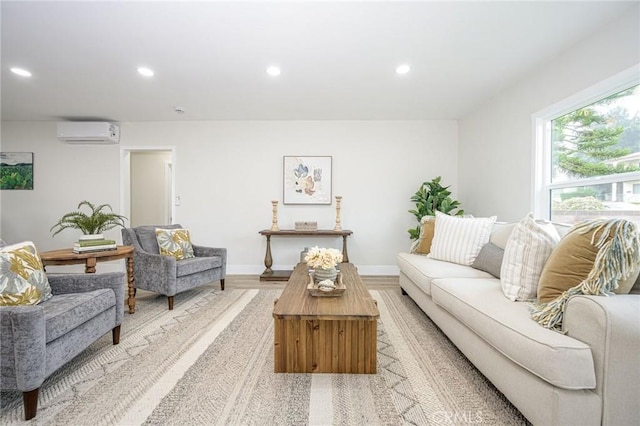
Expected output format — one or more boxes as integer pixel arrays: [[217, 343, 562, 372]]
[[51, 201, 128, 237], [408, 176, 464, 240]]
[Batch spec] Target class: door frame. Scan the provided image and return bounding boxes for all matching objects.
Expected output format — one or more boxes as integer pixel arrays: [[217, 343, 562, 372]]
[[120, 146, 177, 226]]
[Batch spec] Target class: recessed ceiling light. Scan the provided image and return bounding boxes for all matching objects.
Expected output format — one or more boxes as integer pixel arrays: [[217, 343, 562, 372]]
[[395, 64, 411, 75], [137, 67, 154, 77], [266, 66, 281, 77], [10, 67, 32, 77]]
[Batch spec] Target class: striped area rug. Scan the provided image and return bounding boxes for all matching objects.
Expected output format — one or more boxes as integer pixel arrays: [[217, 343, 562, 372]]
[[0, 287, 528, 425]]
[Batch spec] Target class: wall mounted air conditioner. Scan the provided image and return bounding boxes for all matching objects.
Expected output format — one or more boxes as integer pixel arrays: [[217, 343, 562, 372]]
[[56, 122, 120, 144]]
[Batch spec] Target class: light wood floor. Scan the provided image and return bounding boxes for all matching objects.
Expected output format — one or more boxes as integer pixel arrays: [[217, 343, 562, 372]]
[[225, 274, 400, 291]]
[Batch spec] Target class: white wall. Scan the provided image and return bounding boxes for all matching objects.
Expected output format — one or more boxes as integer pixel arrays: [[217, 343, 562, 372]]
[[1, 120, 458, 275], [458, 7, 640, 222]]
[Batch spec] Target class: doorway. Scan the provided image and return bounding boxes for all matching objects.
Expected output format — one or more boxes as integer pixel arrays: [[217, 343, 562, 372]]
[[120, 147, 176, 227]]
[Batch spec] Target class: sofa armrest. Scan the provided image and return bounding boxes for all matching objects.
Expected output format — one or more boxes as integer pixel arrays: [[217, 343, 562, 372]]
[[48, 272, 125, 325], [0, 306, 46, 392], [193, 245, 226, 276], [563, 295, 640, 426]]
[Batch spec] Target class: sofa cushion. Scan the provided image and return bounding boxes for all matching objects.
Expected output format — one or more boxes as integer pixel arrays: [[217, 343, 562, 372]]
[[134, 224, 183, 254], [428, 211, 496, 266], [397, 253, 492, 296], [42, 288, 115, 343], [431, 277, 595, 390], [0, 241, 53, 306], [489, 222, 516, 249], [501, 214, 560, 301], [156, 228, 195, 260]]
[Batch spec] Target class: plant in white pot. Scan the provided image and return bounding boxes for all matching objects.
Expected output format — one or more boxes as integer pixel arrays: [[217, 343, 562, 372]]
[[50, 201, 128, 237]]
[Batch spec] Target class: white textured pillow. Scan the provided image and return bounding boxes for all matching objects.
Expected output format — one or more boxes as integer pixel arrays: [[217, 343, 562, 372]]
[[500, 214, 560, 301], [428, 211, 497, 266]]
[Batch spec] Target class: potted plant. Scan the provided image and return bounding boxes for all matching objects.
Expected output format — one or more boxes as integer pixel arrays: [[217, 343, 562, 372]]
[[51, 201, 128, 237], [408, 176, 464, 240]]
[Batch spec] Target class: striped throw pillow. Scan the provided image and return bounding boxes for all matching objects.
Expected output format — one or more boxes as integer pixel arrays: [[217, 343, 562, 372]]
[[428, 211, 496, 266], [500, 214, 560, 301]]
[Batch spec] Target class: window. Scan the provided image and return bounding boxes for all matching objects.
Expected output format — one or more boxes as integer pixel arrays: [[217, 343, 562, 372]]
[[534, 67, 640, 225]]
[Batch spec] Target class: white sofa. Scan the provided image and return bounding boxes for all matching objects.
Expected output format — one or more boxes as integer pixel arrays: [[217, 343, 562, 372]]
[[397, 223, 640, 426]]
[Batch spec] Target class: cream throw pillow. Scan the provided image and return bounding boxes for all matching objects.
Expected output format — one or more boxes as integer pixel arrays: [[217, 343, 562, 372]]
[[0, 241, 53, 306], [156, 228, 195, 260], [500, 214, 560, 301], [428, 211, 496, 266]]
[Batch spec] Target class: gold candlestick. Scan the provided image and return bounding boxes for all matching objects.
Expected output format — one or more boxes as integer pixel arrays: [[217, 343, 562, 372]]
[[271, 200, 280, 231], [334, 196, 342, 231]]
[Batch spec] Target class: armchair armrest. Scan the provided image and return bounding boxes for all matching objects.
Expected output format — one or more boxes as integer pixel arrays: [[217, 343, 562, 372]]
[[192, 245, 227, 277], [0, 305, 46, 391], [48, 272, 125, 325], [132, 249, 178, 295], [192, 245, 226, 258], [563, 294, 640, 426]]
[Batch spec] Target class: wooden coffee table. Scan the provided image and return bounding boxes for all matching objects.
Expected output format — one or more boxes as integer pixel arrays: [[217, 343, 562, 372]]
[[273, 262, 379, 374]]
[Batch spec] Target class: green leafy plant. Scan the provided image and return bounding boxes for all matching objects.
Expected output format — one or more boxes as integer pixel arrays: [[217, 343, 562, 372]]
[[51, 201, 128, 237], [408, 176, 463, 240]]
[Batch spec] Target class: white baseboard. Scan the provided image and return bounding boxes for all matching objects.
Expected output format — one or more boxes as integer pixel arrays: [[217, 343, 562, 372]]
[[226, 264, 399, 276], [47, 264, 400, 276]]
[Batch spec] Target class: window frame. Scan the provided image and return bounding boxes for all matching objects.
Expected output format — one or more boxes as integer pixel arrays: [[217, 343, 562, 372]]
[[532, 65, 640, 221]]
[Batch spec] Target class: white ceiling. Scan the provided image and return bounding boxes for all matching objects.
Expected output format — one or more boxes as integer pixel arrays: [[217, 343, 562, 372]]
[[1, 1, 636, 122]]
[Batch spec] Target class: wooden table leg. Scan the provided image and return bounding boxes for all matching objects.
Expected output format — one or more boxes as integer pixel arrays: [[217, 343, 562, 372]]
[[263, 235, 273, 274], [85, 257, 97, 273], [126, 255, 135, 314], [342, 235, 350, 263]]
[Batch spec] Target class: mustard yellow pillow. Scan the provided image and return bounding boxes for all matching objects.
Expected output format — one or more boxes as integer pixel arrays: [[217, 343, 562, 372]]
[[538, 219, 639, 303], [155, 228, 195, 260], [414, 217, 436, 255], [0, 241, 53, 306]]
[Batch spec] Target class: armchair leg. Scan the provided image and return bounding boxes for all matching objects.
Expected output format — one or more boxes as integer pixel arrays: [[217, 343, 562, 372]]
[[23, 388, 39, 420], [112, 325, 121, 344], [168, 296, 174, 310], [220, 279, 225, 291]]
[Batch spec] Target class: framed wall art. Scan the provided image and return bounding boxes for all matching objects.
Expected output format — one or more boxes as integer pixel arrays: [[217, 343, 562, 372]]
[[0, 152, 34, 190], [283, 156, 332, 204]]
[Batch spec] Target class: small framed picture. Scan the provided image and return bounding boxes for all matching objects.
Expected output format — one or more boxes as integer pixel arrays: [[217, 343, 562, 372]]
[[283, 156, 332, 205], [1, 152, 34, 190]]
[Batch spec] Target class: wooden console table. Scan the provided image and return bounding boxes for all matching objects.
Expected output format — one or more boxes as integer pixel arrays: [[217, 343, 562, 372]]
[[39, 246, 136, 314], [258, 229, 353, 281]]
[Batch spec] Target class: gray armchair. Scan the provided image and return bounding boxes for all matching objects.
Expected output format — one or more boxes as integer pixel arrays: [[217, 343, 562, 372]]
[[121, 224, 226, 310], [0, 272, 124, 420]]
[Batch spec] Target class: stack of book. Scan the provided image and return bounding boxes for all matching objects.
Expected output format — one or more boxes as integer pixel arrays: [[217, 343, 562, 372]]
[[73, 234, 117, 253]]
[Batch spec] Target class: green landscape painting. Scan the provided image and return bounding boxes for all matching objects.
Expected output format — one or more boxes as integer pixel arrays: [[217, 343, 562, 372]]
[[1, 152, 34, 190]]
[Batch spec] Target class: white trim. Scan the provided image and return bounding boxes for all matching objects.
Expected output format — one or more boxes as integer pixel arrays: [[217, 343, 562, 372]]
[[534, 65, 640, 120], [546, 171, 640, 190], [532, 65, 640, 219], [226, 264, 399, 276]]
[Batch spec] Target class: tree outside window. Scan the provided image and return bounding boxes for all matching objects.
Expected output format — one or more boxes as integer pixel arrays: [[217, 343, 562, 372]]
[[549, 84, 640, 224]]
